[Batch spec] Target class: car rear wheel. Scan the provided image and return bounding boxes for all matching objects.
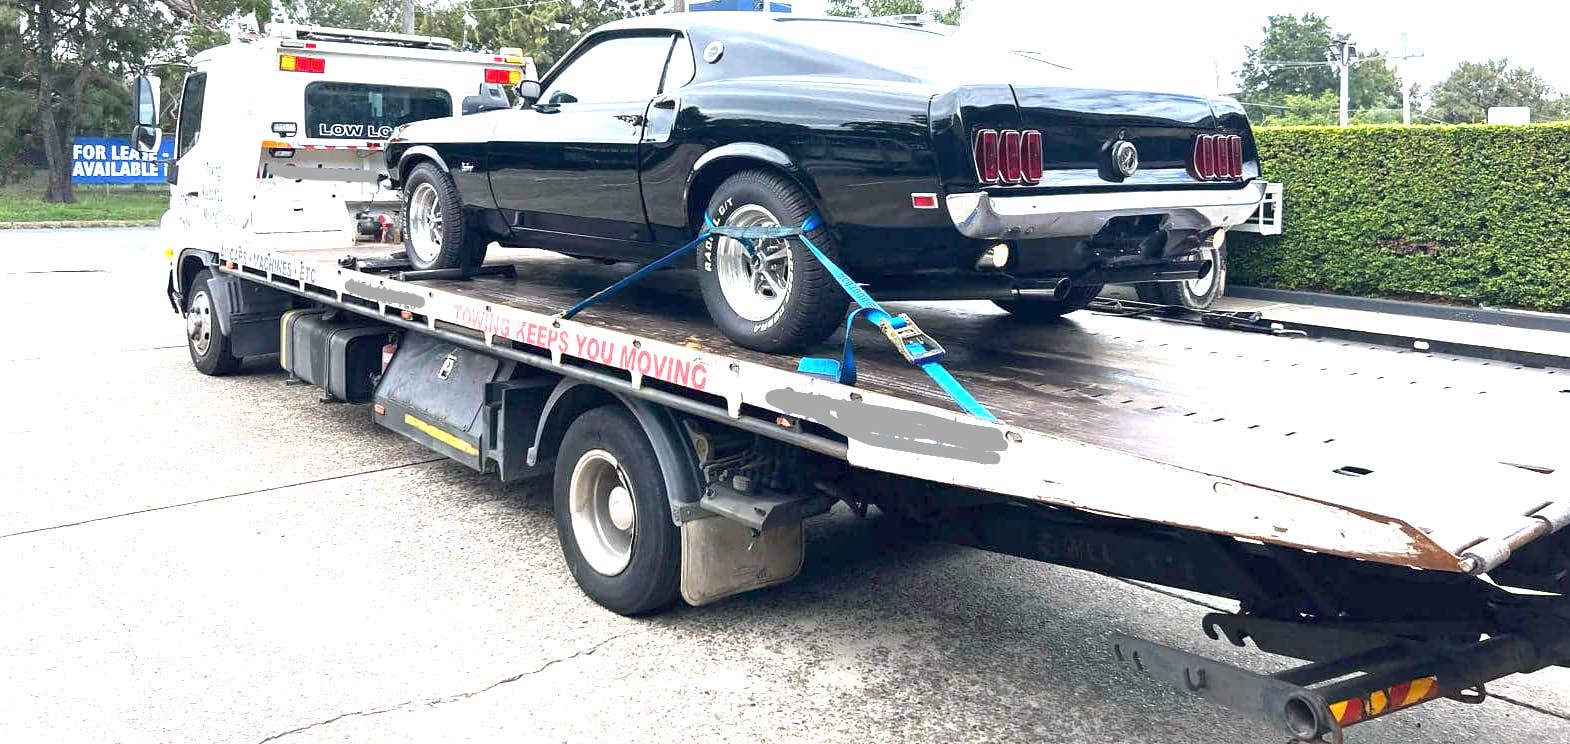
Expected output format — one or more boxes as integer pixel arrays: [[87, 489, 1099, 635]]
[[697, 170, 846, 353], [402, 162, 487, 272], [1136, 239, 1227, 309], [993, 283, 1103, 321]]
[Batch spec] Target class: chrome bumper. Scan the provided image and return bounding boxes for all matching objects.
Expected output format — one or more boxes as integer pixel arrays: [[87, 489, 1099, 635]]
[[946, 181, 1268, 240]]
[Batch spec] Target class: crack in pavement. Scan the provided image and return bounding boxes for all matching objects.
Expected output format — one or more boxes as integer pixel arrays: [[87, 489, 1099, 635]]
[[254, 633, 632, 743], [0, 457, 445, 540]]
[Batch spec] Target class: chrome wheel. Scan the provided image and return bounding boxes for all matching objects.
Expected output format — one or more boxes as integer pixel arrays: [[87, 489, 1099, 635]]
[[407, 182, 443, 264], [186, 289, 213, 357], [714, 204, 791, 322], [568, 449, 636, 576], [1185, 243, 1220, 298]]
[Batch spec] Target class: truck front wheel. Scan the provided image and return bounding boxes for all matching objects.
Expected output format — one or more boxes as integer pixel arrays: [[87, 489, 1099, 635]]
[[185, 269, 242, 375], [553, 405, 682, 616]]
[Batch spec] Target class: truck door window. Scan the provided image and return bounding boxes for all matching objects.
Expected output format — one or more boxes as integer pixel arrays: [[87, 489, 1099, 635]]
[[540, 34, 675, 106], [304, 82, 452, 140], [176, 72, 207, 158]]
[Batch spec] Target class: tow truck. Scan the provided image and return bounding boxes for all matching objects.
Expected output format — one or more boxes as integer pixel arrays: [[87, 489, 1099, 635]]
[[130, 25, 1566, 744]]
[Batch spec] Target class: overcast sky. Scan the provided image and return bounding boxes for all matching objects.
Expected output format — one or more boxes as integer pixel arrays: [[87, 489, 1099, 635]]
[[789, 0, 1570, 101]]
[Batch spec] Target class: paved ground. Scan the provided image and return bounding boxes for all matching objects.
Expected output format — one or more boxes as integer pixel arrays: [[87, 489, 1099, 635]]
[[3, 228, 1569, 744]]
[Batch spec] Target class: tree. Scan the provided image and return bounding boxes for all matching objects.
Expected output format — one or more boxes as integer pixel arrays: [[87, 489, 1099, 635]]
[[416, 0, 664, 71], [1425, 58, 1567, 123], [1237, 13, 1399, 118], [8, 0, 267, 203], [825, 0, 964, 23]]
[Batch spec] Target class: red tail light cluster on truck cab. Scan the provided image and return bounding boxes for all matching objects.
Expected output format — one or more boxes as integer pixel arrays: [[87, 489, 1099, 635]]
[[973, 129, 1044, 185], [1191, 133, 1244, 181]]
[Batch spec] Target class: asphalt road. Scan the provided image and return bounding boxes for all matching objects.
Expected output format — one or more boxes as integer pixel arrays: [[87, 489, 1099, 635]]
[[3, 228, 1568, 744]]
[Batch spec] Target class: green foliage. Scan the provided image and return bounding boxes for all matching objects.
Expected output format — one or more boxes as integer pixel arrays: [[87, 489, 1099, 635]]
[[1425, 59, 1569, 123], [1230, 124, 1570, 312], [827, 0, 922, 16], [415, 0, 664, 71], [1238, 14, 1399, 116]]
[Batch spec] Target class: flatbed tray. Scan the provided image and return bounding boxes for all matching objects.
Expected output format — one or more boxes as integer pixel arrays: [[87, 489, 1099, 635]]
[[219, 244, 1570, 575]]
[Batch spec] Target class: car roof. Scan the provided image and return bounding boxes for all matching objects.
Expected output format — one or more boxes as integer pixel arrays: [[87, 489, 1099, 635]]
[[596, 11, 946, 40]]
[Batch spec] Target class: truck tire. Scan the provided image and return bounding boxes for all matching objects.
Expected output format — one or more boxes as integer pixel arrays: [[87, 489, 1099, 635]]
[[1136, 240, 1227, 309], [185, 269, 242, 375], [402, 162, 487, 272], [697, 170, 846, 353], [993, 283, 1103, 321], [553, 405, 681, 616]]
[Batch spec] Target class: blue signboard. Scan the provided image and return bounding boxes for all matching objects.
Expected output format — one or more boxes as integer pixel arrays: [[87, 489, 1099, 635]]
[[690, 0, 792, 11], [71, 136, 174, 184]]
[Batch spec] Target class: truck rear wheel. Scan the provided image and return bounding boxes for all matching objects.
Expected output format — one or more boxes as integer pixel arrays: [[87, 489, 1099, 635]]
[[993, 283, 1103, 321], [553, 405, 681, 616], [697, 170, 846, 353], [402, 162, 487, 272], [186, 269, 242, 375]]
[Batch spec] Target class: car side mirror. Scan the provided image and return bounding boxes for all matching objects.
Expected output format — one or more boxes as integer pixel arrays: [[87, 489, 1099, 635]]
[[131, 73, 162, 153], [462, 83, 510, 115], [516, 79, 542, 106]]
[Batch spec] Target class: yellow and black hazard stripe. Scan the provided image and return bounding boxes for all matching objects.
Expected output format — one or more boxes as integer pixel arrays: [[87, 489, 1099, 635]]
[[1328, 675, 1440, 727]]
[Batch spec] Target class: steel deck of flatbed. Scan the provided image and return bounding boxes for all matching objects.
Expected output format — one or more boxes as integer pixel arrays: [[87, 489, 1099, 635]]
[[217, 243, 1570, 576]]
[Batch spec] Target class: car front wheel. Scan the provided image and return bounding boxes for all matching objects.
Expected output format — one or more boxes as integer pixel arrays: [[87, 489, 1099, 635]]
[[697, 170, 846, 353], [402, 162, 487, 272]]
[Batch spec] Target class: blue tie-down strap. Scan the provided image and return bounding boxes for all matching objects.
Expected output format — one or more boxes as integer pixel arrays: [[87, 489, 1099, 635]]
[[558, 216, 720, 320], [792, 215, 998, 422]]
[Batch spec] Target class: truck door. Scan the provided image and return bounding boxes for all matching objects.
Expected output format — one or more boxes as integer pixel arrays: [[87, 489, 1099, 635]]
[[487, 33, 676, 256]]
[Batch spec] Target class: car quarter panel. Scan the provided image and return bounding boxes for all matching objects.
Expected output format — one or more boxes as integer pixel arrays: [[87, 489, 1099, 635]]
[[388, 114, 498, 213], [640, 77, 963, 275]]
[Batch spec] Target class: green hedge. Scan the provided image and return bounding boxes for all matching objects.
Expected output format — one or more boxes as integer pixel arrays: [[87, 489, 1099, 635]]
[[1230, 123, 1570, 312]]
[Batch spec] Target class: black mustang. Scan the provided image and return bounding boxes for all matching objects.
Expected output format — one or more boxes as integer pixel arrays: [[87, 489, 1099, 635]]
[[386, 12, 1266, 352]]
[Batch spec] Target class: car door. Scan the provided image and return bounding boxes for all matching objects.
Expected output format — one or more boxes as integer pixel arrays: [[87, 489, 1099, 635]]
[[487, 33, 677, 254]]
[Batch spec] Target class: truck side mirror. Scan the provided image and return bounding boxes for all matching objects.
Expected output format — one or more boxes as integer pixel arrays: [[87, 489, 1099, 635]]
[[516, 80, 542, 106], [131, 74, 162, 153], [462, 83, 511, 115]]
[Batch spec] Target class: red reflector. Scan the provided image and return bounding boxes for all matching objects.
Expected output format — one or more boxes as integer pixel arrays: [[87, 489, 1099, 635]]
[[1000, 130, 1023, 184], [911, 193, 939, 209], [483, 68, 520, 85], [1022, 130, 1043, 184], [974, 129, 1001, 184]]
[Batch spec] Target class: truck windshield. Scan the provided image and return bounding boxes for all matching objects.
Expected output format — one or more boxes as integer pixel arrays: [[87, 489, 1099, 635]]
[[304, 82, 452, 140]]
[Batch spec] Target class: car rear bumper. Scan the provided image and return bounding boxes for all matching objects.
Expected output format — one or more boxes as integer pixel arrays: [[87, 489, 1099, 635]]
[[946, 181, 1268, 240]]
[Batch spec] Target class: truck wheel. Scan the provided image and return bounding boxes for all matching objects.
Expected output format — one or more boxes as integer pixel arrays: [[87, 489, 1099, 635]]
[[402, 163, 487, 272], [993, 283, 1103, 321], [553, 405, 681, 616], [185, 269, 242, 375], [1136, 240, 1227, 309], [697, 170, 845, 353]]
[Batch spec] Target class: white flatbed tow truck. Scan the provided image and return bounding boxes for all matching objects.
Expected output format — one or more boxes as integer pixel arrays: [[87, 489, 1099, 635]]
[[137, 25, 1568, 744]]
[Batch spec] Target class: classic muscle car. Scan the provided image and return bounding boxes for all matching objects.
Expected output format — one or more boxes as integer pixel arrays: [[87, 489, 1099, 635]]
[[385, 12, 1267, 352]]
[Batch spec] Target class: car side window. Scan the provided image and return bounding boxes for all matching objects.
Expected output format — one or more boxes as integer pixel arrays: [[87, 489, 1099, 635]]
[[661, 35, 695, 93], [540, 34, 675, 106], [176, 72, 207, 158]]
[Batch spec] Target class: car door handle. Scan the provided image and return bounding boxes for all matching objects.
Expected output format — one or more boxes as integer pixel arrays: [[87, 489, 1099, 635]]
[[652, 96, 677, 110]]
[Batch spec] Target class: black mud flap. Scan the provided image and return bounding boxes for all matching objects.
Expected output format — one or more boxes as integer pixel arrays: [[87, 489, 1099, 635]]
[[205, 272, 293, 357]]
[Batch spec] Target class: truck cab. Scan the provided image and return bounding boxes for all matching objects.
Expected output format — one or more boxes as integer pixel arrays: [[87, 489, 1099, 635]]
[[143, 24, 535, 259]]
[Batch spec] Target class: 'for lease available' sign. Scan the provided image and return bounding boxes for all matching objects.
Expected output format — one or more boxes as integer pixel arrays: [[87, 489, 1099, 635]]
[[71, 137, 174, 184]]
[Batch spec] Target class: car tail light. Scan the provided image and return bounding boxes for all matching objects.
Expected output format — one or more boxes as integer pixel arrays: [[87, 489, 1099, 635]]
[[484, 68, 521, 85], [1190, 134, 1244, 181], [279, 55, 325, 73], [1023, 130, 1043, 183], [974, 128, 1043, 185]]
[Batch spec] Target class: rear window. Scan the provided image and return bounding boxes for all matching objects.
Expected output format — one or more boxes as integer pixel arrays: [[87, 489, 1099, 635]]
[[303, 82, 452, 140]]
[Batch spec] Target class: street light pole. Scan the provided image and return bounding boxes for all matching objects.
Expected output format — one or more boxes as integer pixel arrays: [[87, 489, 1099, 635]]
[[1332, 38, 1355, 127]]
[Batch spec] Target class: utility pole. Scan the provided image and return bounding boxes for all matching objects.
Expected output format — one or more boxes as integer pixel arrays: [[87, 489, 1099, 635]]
[[1332, 38, 1355, 127], [672, 0, 686, 11], [402, 0, 415, 34], [1401, 34, 1411, 125]]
